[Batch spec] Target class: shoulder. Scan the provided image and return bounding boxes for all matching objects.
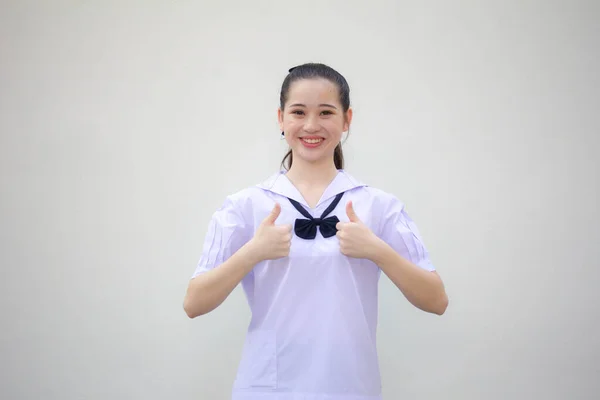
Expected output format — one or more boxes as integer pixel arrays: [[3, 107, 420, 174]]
[[217, 186, 262, 215], [227, 183, 274, 204], [338, 170, 404, 208], [216, 177, 276, 216], [353, 185, 406, 212]]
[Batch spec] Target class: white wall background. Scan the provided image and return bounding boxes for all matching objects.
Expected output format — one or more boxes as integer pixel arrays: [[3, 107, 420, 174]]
[[1, 1, 599, 399]]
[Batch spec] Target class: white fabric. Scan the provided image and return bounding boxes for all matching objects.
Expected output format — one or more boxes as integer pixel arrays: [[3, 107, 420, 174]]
[[192, 170, 435, 400]]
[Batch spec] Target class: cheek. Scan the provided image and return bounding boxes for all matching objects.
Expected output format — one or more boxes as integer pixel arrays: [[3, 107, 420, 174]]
[[328, 116, 346, 129], [283, 124, 301, 146], [283, 123, 298, 144], [282, 118, 297, 129], [325, 120, 345, 139]]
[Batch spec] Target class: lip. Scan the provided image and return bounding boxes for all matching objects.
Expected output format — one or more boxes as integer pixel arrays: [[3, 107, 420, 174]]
[[299, 136, 325, 148]]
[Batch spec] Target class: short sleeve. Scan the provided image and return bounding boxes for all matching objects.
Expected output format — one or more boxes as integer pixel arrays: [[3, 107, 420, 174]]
[[191, 195, 251, 279], [378, 196, 436, 272]]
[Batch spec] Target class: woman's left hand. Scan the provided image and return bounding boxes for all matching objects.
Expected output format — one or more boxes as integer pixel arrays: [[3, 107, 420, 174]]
[[336, 201, 383, 260]]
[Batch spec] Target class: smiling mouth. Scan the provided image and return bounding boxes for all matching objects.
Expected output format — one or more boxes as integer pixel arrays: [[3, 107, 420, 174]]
[[301, 137, 324, 144]]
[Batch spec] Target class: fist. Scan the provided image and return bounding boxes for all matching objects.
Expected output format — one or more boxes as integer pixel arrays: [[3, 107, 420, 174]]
[[250, 203, 293, 262], [336, 201, 380, 260]]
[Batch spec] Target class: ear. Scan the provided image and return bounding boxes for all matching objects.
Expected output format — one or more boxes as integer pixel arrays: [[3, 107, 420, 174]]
[[344, 107, 353, 132], [278, 107, 284, 131]]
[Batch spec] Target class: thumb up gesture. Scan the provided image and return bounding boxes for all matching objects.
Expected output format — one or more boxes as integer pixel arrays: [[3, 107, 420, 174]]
[[336, 201, 381, 260], [249, 203, 293, 262]]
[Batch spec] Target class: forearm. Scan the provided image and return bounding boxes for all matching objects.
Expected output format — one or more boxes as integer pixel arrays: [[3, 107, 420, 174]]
[[370, 239, 448, 315], [183, 241, 260, 318]]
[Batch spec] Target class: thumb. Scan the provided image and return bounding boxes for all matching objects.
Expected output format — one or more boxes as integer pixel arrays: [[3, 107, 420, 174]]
[[264, 203, 281, 225], [346, 200, 360, 223]]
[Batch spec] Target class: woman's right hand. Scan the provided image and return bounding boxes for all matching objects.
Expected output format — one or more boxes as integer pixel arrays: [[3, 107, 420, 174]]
[[248, 203, 293, 262]]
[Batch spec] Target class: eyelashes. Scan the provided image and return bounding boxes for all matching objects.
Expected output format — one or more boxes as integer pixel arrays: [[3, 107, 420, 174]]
[[290, 110, 334, 116]]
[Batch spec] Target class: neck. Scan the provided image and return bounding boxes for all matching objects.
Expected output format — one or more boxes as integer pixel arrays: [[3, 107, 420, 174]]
[[285, 157, 339, 187]]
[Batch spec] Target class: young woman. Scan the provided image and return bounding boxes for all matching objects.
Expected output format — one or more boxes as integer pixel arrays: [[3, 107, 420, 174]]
[[184, 63, 448, 400]]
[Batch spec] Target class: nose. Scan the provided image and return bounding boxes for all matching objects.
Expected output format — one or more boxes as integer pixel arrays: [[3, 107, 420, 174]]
[[303, 115, 319, 133]]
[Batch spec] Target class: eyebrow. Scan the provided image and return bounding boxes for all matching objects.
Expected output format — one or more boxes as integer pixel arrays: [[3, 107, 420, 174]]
[[289, 103, 338, 109]]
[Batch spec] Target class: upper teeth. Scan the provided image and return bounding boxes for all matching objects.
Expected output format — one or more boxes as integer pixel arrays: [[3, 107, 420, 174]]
[[303, 138, 322, 143]]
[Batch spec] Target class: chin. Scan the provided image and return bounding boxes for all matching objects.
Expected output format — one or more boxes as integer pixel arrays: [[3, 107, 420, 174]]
[[294, 150, 334, 164]]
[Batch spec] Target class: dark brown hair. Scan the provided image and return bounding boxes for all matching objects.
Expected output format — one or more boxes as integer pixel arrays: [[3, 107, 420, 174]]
[[279, 63, 351, 170]]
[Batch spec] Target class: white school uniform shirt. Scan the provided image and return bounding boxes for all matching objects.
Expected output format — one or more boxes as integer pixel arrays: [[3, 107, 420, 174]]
[[192, 169, 435, 400]]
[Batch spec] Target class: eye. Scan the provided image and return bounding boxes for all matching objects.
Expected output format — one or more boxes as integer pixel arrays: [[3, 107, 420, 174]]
[[291, 110, 304, 115], [321, 110, 334, 115]]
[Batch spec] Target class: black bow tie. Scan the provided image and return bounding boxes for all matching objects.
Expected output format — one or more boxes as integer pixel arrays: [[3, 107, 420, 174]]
[[288, 193, 344, 240]]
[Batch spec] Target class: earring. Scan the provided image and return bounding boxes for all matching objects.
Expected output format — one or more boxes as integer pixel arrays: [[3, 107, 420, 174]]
[[281, 131, 285, 139]]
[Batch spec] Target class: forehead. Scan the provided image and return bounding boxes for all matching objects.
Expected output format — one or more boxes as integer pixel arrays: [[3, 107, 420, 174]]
[[286, 78, 340, 106]]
